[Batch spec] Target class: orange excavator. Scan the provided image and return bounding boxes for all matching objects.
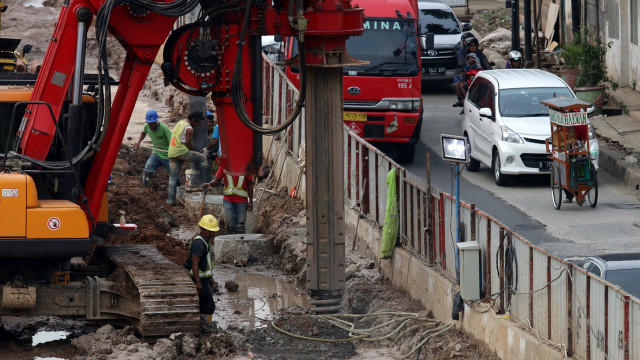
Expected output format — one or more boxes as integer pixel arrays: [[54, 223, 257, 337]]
[[0, 0, 363, 337]]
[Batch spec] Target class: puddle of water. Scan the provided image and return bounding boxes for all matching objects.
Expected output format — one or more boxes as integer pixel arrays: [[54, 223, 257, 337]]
[[216, 273, 310, 329], [23, 0, 45, 7], [167, 225, 198, 245], [31, 331, 70, 346]]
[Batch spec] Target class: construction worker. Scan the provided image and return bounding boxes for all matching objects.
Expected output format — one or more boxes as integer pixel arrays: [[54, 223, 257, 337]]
[[185, 214, 218, 321], [204, 110, 219, 174], [167, 111, 209, 206], [204, 166, 254, 233], [133, 109, 172, 187]]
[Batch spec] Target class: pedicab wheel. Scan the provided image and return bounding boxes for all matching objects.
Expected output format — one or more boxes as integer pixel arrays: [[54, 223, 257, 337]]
[[588, 169, 598, 207], [551, 164, 562, 210]]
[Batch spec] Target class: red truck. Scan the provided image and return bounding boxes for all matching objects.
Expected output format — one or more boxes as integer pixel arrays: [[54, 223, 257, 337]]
[[281, 0, 423, 162]]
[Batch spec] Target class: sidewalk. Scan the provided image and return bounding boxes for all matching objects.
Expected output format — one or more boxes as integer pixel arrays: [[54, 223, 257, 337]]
[[590, 87, 640, 191]]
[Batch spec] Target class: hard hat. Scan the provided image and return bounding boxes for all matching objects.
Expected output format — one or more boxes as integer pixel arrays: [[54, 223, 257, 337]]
[[508, 50, 522, 61], [145, 109, 159, 123], [199, 214, 220, 232]]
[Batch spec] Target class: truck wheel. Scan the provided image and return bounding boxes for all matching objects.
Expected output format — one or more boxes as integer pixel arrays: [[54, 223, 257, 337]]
[[397, 143, 416, 163]]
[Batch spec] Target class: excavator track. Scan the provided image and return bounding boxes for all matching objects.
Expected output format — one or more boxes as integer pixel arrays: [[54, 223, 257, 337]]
[[104, 245, 201, 338]]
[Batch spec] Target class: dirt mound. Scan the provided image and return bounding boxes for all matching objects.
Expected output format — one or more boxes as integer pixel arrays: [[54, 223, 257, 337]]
[[471, 8, 511, 36], [107, 145, 191, 265]]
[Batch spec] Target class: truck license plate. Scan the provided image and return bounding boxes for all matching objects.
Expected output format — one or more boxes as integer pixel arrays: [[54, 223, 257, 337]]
[[422, 67, 445, 76], [343, 112, 367, 122], [539, 161, 552, 171]]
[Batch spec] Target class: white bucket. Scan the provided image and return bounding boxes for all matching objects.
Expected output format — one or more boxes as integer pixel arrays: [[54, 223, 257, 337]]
[[185, 169, 202, 187]]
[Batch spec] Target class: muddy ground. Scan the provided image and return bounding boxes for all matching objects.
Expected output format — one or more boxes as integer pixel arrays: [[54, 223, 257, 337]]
[[1, 0, 499, 359], [1, 147, 499, 359]]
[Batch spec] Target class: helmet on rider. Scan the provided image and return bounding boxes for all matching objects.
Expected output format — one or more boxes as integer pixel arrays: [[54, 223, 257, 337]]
[[508, 50, 523, 68], [461, 32, 475, 46]]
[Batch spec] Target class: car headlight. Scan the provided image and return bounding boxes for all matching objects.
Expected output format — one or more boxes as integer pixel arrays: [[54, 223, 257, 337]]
[[389, 100, 419, 111], [500, 126, 524, 144]]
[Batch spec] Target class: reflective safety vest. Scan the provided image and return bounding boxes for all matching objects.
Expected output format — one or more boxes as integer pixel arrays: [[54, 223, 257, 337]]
[[188, 236, 214, 278], [168, 120, 190, 158], [223, 174, 248, 198]]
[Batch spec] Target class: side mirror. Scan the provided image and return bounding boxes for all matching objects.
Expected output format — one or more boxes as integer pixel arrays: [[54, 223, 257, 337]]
[[479, 108, 493, 119], [393, 48, 402, 57], [403, 26, 416, 37], [462, 23, 473, 32], [22, 44, 32, 55]]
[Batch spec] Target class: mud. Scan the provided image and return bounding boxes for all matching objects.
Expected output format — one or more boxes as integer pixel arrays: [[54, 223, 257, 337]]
[[2, 1, 500, 359]]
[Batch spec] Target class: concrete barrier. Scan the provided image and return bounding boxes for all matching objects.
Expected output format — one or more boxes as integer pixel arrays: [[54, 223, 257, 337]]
[[346, 206, 566, 360], [213, 234, 275, 265]]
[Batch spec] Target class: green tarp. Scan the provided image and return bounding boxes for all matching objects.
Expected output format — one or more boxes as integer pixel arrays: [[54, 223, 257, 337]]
[[380, 168, 398, 259]]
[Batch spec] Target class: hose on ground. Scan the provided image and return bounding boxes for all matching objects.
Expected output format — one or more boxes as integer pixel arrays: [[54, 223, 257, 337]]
[[269, 310, 454, 358]]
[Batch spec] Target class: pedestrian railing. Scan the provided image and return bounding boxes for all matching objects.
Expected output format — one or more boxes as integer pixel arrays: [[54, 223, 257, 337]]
[[262, 54, 638, 360]]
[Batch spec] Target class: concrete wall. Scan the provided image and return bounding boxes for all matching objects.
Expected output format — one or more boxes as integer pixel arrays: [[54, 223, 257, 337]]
[[263, 138, 567, 359], [346, 207, 566, 360]]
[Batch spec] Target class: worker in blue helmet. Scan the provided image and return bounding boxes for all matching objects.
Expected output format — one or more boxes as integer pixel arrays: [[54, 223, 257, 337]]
[[134, 109, 172, 187]]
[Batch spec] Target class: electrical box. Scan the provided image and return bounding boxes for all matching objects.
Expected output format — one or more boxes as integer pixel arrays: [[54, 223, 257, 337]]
[[457, 241, 481, 300]]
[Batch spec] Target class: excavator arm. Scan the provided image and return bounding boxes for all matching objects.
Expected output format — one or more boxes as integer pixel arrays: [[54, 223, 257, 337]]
[[17, 0, 180, 223]]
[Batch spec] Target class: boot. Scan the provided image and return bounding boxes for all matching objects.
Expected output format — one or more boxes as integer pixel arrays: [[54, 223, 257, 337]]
[[142, 171, 150, 187]]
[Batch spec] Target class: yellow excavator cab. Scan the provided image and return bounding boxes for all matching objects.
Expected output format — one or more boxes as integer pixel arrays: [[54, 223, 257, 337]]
[[0, 172, 88, 239]]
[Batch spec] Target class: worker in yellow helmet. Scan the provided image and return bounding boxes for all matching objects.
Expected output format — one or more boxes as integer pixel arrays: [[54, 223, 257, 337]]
[[184, 214, 219, 321]]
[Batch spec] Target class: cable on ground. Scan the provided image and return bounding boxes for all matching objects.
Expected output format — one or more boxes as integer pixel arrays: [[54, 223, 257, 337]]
[[269, 310, 454, 358]]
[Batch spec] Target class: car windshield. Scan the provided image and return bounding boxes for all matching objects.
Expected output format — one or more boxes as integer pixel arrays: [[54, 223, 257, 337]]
[[498, 87, 575, 117], [606, 269, 640, 298], [419, 9, 460, 35], [343, 18, 419, 75]]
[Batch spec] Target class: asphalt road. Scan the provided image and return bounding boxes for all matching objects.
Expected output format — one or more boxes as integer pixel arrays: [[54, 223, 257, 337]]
[[403, 83, 640, 259]]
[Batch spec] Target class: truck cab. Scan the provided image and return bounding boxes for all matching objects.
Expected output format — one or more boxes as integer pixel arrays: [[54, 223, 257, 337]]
[[280, 0, 423, 163]]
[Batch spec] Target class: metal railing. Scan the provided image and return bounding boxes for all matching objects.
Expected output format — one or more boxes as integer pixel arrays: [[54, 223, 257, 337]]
[[261, 54, 637, 360]]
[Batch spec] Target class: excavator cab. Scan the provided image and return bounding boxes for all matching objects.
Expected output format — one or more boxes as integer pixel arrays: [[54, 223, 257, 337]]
[[0, 78, 103, 259], [0, 38, 32, 73]]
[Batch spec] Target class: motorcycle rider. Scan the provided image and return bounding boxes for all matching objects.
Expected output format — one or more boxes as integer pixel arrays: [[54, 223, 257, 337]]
[[506, 50, 523, 69], [452, 37, 492, 107], [453, 53, 483, 110]]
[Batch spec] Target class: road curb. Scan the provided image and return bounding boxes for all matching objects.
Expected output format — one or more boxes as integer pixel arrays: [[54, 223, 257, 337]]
[[597, 146, 640, 192]]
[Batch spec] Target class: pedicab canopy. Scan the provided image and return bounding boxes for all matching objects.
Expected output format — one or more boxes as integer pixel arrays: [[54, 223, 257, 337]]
[[541, 98, 592, 126]]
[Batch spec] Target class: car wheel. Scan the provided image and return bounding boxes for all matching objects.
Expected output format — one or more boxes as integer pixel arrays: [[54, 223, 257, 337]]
[[492, 150, 509, 186], [396, 142, 416, 163], [465, 135, 480, 172]]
